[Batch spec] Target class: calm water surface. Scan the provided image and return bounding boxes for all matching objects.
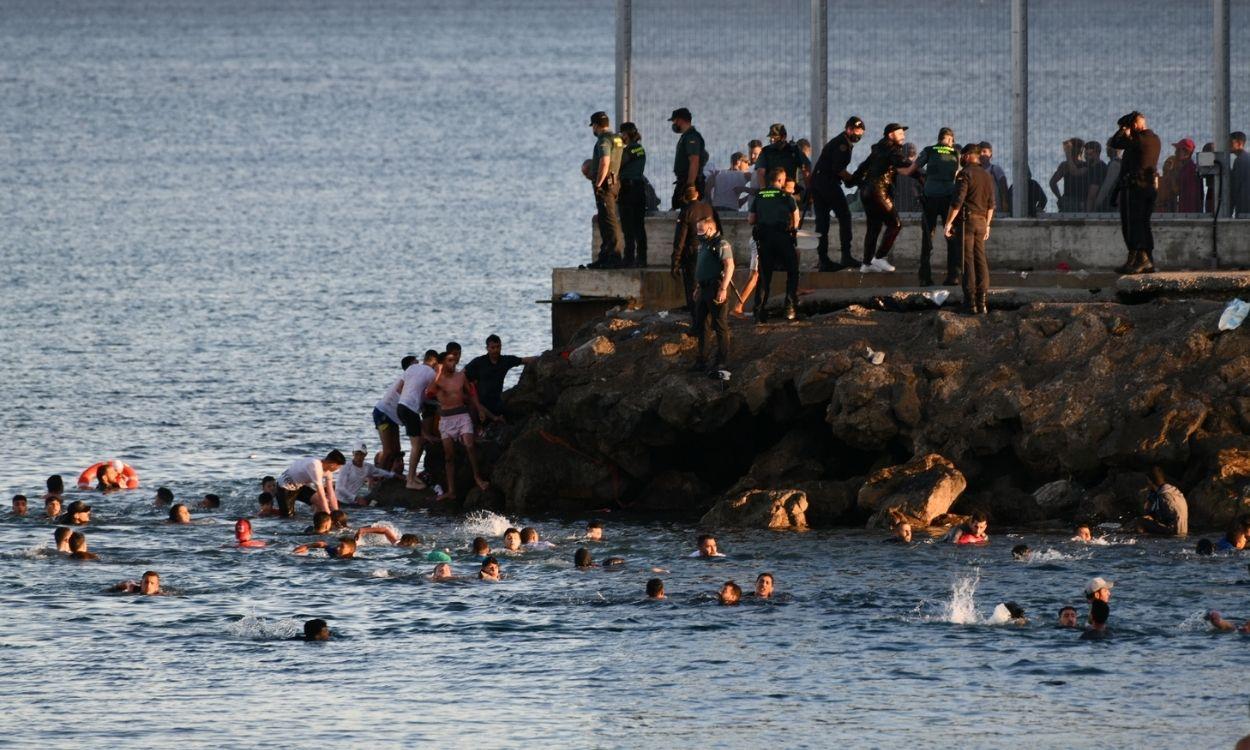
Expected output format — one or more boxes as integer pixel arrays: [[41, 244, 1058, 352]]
[[0, 2, 1247, 747]]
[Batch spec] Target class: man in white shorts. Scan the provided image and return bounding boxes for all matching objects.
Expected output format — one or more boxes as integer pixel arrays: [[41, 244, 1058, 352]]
[[430, 350, 489, 501], [275, 450, 345, 517]]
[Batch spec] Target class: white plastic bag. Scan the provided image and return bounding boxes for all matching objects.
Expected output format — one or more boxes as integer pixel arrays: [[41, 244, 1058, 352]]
[[1219, 298, 1250, 331]]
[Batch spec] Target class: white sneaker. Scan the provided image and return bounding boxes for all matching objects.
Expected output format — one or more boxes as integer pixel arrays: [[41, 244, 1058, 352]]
[[859, 263, 877, 273], [871, 257, 896, 272]]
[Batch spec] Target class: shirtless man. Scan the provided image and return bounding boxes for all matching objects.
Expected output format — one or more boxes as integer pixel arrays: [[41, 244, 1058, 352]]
[[68, 531, 99, 560], [113, 571, 161, 595], [233, 519, 267, 548], [430, 350, 490, 500]]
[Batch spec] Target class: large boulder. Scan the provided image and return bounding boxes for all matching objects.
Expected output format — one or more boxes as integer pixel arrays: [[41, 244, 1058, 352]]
[[490, 426, 623, 514], [857, 453, 967, 528], [1032, 479, 1085, 515], [700, 489, 809, 530], [1187, 446, 1250, 529], [569, 335, 615, 368]]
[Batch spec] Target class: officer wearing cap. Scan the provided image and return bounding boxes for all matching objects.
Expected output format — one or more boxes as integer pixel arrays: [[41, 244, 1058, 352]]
[[853, 122, 918, 273], [1108, 111, 1161, 274], [669, 107, 708, 210], [811, 116, 866, 270], [755, 123, 812, 195], [617, 122, 648, 267], [748, 167, 801, 322], [588, 111, 625, 268], [943, 144, 996, 315], [914, 126, 962, 286]]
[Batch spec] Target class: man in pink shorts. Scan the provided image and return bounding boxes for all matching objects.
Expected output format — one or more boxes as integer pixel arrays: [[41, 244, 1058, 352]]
[[431, 350, 490, 501]]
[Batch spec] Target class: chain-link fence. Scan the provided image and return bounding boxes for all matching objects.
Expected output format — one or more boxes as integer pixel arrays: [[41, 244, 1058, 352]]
[[626, 0, 1248, 215]]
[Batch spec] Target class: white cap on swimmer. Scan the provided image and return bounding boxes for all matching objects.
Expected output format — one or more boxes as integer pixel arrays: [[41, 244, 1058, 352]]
[[354, 442, 367, 454], [1084, 577, 1114, 596], [111, 459, 124, 471]]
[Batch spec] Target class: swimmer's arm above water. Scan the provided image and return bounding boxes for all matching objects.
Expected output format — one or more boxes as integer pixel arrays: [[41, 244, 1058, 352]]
[[355, 526, 399, 544], [293, 541, 329, 554]]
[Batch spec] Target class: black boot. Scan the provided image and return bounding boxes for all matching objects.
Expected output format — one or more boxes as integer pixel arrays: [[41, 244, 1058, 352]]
[[837, 250, 857, 271], [1114, 250, 1136, 275], [1124, 250, 1152, 275]]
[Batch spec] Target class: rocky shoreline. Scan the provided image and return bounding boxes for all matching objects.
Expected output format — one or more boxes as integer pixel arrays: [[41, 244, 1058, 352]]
[[375, 298, 1250, 533]]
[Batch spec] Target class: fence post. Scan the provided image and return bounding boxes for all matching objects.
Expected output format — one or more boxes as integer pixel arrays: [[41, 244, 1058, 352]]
[[615, 0, 632, 125], [810, 0, 828, 149], [1011, 0, 1028, 219], [1214, 0, 1231, 217]]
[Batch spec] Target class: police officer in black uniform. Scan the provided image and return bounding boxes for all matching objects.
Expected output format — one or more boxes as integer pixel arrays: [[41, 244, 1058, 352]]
[[588, 111, 625, 269], [669, 107, 708, 211], [617, 122, 647, 267], [854, 123, 918, 273], [811, 116, 865, 270], [754, 123, 812, 193], [1107, 111, 1162, 274], [748, 167, 801, 323], [943, 144, 997, 315]]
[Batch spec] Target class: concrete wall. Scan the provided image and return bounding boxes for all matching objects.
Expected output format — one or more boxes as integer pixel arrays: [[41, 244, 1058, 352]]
[[591, 213, 1250, 271]]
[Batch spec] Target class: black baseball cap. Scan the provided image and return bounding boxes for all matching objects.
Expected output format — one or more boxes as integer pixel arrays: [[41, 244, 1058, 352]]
[[589, 111, 609, 127], [668, 107, 692, 122], [845, 116, 865, 130], [883, 122, 908, 136]]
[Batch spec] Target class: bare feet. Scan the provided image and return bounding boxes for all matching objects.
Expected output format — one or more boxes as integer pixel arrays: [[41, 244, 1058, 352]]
[[406, 478, 427, 491], [475, 477, 490, 491]]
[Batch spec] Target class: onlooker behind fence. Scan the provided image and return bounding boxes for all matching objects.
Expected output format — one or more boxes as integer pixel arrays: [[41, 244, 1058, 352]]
[[1108, 111, 1161, 274], [1094, 142, 1123, 212], [979, 142, 1010, 216], [669, 107, 708, 211], [1157, 138, 1202, 214], [914, 127, 962, 287], [709, 152, 751, 212], [747, 139, 763, 168], [1049, 138, 1089, 213], [1232, 131, 1249, 217], [617, 122, 648, 267], [1007, 168, 1048, 217]]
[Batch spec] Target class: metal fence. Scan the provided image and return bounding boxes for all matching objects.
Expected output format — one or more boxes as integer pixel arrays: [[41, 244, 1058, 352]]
[[618, 0, 1247, 216]]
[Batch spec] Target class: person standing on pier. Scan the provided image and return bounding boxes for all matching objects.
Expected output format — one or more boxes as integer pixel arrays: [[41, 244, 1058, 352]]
[[748, 167, 801, 322], [810, 116, 865, 271], [944, 144, 996, 315], [690, 215, 733, 373], [754, 124, 811, 206], [914, 126, 961, 286], [856, 123, 918, 274], [617, 122, 648, 267], [588, 111, 625, 269], [1108, 111, 1161, 274], [669, 107, 708, 211], [672, 185, 719, 313]]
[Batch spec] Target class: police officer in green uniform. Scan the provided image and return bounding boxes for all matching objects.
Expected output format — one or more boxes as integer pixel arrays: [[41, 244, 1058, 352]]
[[669, 107, 708, 211], [617, 122, 647, 267], [588, 111, 625, 269], [748, 167, 801, 322], [914, 127, 962, 286]]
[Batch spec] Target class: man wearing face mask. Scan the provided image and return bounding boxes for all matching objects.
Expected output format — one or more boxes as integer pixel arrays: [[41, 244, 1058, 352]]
[[668, 107, 708, 211], [943, 144, 996, 315], [587, 111, 625, 269], [754, 123, 812, 202], [810, 116, 865, 271], [690, 216, 734, 373], [748, 167, 801, 322], [854, 123, 919, 273]]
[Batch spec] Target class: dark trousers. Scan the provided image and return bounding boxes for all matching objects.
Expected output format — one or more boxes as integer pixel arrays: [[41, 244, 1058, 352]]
[[812, 185, 852, 258], [671, 174, 707, 211], [693, 281, 730, 365], [960, 213, 990, 301], [595, 179, 624, 261], [678, 250, 697, 313], [1119, 184, 1157, 259], [862, 190, 901, 265], [276, 485, 314, 518], [754, 226, 798, 311], [920, 194, 959, 282], [618, 178, 648, 265]]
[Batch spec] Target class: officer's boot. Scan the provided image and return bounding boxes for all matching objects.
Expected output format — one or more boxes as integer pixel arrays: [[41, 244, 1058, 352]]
[[1124, 250, 1152, 275], [816, 235, 836, 272], [1114, 249, 1136, 275], [1141, 248, 1156, 273]]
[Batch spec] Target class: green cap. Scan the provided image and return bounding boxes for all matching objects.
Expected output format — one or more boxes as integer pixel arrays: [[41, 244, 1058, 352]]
[[426, 550, 452, 563]]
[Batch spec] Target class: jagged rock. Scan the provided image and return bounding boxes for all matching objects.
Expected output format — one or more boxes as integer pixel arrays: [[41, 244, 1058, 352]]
[[700, 488, 809, 530], [794, 480, 857, 527], [1107, 397, 1207, 465], [366, 477, 436, 509], [1188, 447, 1250, 529], [463, 485, 504, 513], [827, 360, 900, 450], [1033, 479, 1084, 514], [638, 470, 711, 512], [489, 427, 622, 515], [569, 335, 615, 368], [858, 454, 967, 528]]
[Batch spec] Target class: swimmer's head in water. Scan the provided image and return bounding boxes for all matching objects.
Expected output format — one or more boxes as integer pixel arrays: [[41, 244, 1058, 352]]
[[1012, 544, 1030, 561], [155, 487, 174, 505], [330, 510, 349, 529], [431, 563, 453, 580], [54, 526, 72, 548], [47, 474, 64, 494], [258, 492, 274, 507], [235, 519, 252, 542], [45, 497, 62, 518], [718, 581, 741, 606], [261, 475, 276, 492], [1085, 577, 1113, 602], [893, 522, 912, 543], [332, 538, 357, 558], [1004, 601, 1026, 622], [969, 511, 989, 537], [586, 521, 603, 541], [1075, 525, 1092, 541], [398, 534, 420, 548], [304, 618, 330, 641], [519, 527, 539, 544], [479, 556, 501, 580], [201, 494, 221, 509], [311, 512, 332, 534], [697, 534, 719, 557], [471, 536, 490, 555], [12, 495, 27, 515], [574, 547, 594, 568], [169, 504, 191, 524], [1058, 606, 1079, 628], [755, 572, 774, 599], [646, 578, 665, 599], [1197, 538, 1215, 556], [64, 500, 91, 524], [502, 528, 521, 551], [68, 531, 87, 553], [140, 571, 160, 595]]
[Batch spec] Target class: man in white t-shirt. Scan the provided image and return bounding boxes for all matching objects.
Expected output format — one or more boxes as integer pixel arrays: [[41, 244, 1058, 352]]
[[334, 442, 396, 506], [275, 450, 345, 517], [373, 355, 416, 472], [395, 349, 440, 490]]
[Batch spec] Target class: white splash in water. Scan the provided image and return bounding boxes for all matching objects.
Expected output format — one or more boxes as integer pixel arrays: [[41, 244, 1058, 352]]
[[1028, 548, 1091, 562], [370, 568, 391, 578], [226, 614, 302, 640], [357, 521, 400, 546], [460, 510, 515, 537], [942, 571, 981, 624], [986, 603, 1013, 625]]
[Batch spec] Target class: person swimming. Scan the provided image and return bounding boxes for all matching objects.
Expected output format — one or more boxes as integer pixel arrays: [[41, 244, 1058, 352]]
[[168, 504, 191, 524], [691, 534, 725, 558], [1081, 599, 1111, 639], [234, 519, 267, 548], [113, 571, 161, 595], [43, 474, 64, 503], [1073, 525, 1093, 542], [293, 537, 357, 559], [574, 547, 595, 568], [12, 494, 27, 515], [197, 494, 221, 510], [304, 512, 333, 535], [585, 520, 604, 541], [59, 500, 91, 526], [1216, 516, 1250, 552], [1205, 610, 1250, 633], [478, 556, 501, 581], [68, 531, 99, 560], [520, 526, 555, 550], [754, 572, 774, 599], [257, 492, 280, 518], [430, 562, 455, 581], [501, 527, 522, 552], [397, 534, 421, 548], [354, 526, 414, 547], [646, 578, 666, 600], [45, 496, 62, 520], [884, 521, 912, 544], [471, 536, 491, 560], [303, 618, 330, 641], [1000, 601, 1027, 625], [1011, 544, 1031, 561], [154, 487, 174, 507], [54, 526, 72, 553], [953, 511, 989, 545], [718, 581, 741, 606], [1196, 538, 1215, 556], [1057, 605, 1079, 628], [330, 509, 350, 530]]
